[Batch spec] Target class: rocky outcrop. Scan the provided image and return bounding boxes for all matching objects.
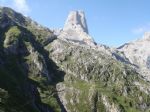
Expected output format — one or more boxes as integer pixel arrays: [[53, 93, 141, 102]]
[[118, 32, 150, 81], [64, 11, 89, 34], [58, 11, 96, 46]]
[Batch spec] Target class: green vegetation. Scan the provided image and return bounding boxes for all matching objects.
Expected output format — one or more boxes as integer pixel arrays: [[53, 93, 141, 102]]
[[28, 75, 61, 112], [0, 55, 39, 112], [61, 76, 149, 112], [4, 26, 21, 47]]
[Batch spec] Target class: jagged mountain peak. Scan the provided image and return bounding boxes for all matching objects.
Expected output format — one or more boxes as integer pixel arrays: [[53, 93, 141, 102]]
[[64, 10, 89, 34], [58, 10, 96, 46], [142, 32, 150, 41]]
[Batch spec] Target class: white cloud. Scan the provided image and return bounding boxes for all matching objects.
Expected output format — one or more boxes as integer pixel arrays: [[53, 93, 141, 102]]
[[132, 23, 150, 34], [12, 0, 30, 15], [0, 0, 30, 15]]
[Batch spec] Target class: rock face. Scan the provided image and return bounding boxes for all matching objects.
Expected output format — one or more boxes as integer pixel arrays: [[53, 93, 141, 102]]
[[45, 38, 150, 112], [58, 11, 96, 46], [118, 32, 150, 81], [64, 11, 89, 33]]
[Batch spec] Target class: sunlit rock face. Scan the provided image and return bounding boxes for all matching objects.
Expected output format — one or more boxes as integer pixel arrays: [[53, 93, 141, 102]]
[[118, 32, 150, 81], [58, 10, 96, 46], [63, 10, 89, 34]]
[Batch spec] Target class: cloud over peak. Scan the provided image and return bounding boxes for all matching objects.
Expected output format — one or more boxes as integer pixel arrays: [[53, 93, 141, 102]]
[[132, 23, 150, 35], [13, 0, 30, 15], [0, 0, 30, 15]]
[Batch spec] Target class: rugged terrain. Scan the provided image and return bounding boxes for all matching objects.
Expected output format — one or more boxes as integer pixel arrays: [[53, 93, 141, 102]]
[[118, 32, 150, 81], [0, 7, 150, 112]]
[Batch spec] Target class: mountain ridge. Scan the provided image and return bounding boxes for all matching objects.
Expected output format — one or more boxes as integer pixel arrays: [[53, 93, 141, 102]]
[[118, 32, 150, 81], [0, 7, 150, 112]]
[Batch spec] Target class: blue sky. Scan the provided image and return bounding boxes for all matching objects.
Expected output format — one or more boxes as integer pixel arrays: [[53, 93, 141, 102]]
[[0, 0, 150, 47]]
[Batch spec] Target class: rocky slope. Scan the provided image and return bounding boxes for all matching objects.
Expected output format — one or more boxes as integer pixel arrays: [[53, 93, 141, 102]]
[[45, 38, 150, 112], [0, 7, 59, 112], [118, 32, 150, 81], [0, 7, 150, 112]]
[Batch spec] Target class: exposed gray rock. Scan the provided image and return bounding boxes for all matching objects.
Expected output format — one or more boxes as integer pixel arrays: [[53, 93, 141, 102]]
[[58, 11, 96, 46], [102, 95, 121, 112], [64, 11, 89, 34], [118, 32, 150, 81]]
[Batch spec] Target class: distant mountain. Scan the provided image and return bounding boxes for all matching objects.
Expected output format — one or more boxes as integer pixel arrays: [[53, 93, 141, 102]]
[[118, 32, 150, 81], [0, 7, 150, 112]]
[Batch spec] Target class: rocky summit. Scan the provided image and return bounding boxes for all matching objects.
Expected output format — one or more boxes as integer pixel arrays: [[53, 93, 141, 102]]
[[58, 10, 96, 46], [0, 7, 150, 112], [64, 11, 89, 33]]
